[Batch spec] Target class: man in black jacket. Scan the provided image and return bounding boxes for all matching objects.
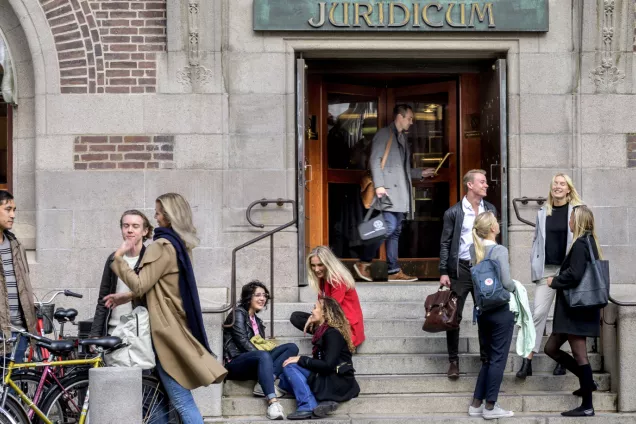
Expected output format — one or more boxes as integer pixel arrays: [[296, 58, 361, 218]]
[[439, 169, 497, 379]]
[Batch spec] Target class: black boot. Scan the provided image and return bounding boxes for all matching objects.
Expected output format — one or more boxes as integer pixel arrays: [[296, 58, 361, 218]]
[[563, 364, 595, 416], [553, 362, 566, 376], [516, 358, 532, 379]]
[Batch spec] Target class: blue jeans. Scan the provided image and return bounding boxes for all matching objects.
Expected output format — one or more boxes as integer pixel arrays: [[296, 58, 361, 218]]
[[11, 332, 28, 363], [278, 364, 317, 412], [155, 359, 203, 424], [226, 343, 299, 400], [361, 211, 405, 273], [473, 305, 515, 403]]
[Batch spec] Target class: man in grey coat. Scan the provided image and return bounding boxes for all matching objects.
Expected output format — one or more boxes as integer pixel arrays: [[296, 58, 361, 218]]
[[354, 104, 435, 282]]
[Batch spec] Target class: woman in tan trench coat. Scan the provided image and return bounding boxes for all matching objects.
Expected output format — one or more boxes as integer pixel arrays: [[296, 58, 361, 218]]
[[106, 193, 227, 424]]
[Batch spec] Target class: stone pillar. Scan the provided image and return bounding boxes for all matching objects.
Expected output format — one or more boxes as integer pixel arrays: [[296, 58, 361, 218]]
[[89, 367, 142, 423], [617, 305, 636, 412], [601, 304, 618, 392]]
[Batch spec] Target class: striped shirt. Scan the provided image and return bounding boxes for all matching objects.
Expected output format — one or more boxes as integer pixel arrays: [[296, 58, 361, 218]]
[[0, 237, 24, 329]]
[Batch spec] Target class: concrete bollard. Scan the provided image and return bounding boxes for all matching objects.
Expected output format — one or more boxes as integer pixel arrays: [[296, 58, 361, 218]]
[[89, 367, 142, 423], [617, 305, 636, 412]]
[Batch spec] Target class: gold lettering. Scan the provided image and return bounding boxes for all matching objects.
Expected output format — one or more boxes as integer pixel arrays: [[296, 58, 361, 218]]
[[422, 3, 443, 28], [413, 3, 420, 27], [377, 2, 385, 26], [445, 3, 467, 28], [308, 2, 326, 28], [354, 2, 374, 27], [389, 2, 410, 27], [329, 2, 351, 27], [469, 3, 495, 28]]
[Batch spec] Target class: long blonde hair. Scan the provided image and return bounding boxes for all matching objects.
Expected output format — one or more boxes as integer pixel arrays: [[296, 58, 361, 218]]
[[321, 296, 356, 353], [306, 246, 355, 293], [156, 193, 200, 252], [471, 211, 498, 264], [571, 205, 602, 259], [546, 173, 583, 216]]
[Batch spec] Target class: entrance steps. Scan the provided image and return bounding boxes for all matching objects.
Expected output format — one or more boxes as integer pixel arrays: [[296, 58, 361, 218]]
[[217, 283, 618, 420]]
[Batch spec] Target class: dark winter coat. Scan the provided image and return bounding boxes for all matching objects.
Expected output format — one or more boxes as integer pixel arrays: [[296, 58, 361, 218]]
[[222, 306, 266, 363]]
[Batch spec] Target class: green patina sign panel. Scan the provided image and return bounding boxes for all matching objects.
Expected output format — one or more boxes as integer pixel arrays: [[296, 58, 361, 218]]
[[253, 0, 548, 32]]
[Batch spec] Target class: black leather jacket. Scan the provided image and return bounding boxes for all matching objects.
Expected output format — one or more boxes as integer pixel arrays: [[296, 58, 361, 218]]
[[223, 306, 266, 363], [439, 199, 497, 278]]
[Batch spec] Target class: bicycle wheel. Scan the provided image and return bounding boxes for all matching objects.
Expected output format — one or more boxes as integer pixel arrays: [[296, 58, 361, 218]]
[[141, 376, 183, 424], [0, 395, 29, 424], [10, 370, 48, 412], [39, 373, 88, 424]]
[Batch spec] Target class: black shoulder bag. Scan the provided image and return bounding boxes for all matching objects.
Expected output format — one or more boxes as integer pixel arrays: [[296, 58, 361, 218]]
[[563, 235, 610, 309]]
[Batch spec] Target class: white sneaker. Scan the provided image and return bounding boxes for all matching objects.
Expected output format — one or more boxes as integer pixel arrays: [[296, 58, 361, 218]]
[[254, 382, 286, 398], [483, 404, 514, 420], [266, 401, 285, 420], [468, 404, 484, 417]]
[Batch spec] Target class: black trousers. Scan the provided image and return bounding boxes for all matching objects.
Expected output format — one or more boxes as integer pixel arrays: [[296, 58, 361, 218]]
[[290, 311, 312, 334], [446, 261, 487, 363]]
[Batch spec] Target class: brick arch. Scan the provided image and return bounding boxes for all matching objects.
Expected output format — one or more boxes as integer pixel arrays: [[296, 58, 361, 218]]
[[41, 0, 166, 94]]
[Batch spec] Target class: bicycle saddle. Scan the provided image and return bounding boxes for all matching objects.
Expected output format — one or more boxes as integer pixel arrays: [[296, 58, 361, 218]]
[[37, 339, 75, 354], [54, 308, 78, 322], [78, 336, 122, 350]]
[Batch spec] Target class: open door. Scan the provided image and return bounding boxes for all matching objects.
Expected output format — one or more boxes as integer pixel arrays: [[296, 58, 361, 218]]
[[480, 59, 508, 246], [297, 57, 308, 286]]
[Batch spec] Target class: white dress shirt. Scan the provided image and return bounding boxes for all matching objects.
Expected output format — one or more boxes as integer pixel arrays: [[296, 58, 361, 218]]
[[459, 196, 485, 261]]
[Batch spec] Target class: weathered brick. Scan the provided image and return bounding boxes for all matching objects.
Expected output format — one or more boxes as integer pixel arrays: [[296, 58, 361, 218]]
[[61, 86, 87, 93], [74, 154, 80, 161], [89, 68, 95, 79], [61, 77, 88, 85], [69, 0, 80, 10], [154, 135, 173, 144], [109, 78, 136, 85], [110, 154, 123, 161], [131, 2, 145, 10], [109, 11, 138, 19], [138, 61, 156, 69], [144, 36, 166, 44], [52, 22, 80, 35], [109, 136, 123, 143], [61, 68, 87, 78], [102, 35, 131, 43], [58, 50, 85, 60], [80, 24, 90, 38], [124, 136, 151, 143], [109, 61, 137, 68], [74, 163, 88, 170], [131, 87, 144, 93], [111, 44, 137, 52], [101, 19, 130, 27], [138, 78, 155, 85], [88, 162, 116, 170], [131, 36, 144, 43], [145, 2, 166, 10], [110, 27, 138, 35], [105, 86, 130, 93], [95, 11, 109, 19], [139, 28, 163, 35], [50, 13, 75, 27], [117, 144, 145, 152], [627, 141, 636, 152], [60, 59, 88, 69], [58, 40, 85, 51], [160, 144, 173, 152], [138, 44, 164, 52], [89, 80, 96, 93], [106, 69, 130, 77], [81, 153, 109, 161], [81, 136, 108, 143], [74, 144, 88, 152], [153, 153, 173, 161], [42, 0, 69, 13], [131, 20, 144, 27], [102, 2, 130, 10], [105, 53, 131, 61], [131, 70, 144, 77], [131, 53, 144, 60], [124, 153, 152, 161], [146, 162, 159, 169], [628, 151, 636, 160], [628, 159, 636, 168], [89, 144, 116, 152], [139, 11, 164, 18], [144, 20, 166, 27], [46, 5, 73, 20], [144, 70, 156, 77], [145, 86, 156, 93], [54, 30, 82, 43], [118, 162, 145, 169]]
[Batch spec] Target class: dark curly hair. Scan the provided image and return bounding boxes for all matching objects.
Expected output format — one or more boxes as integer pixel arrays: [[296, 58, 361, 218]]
[[239, 280, 270, 311]]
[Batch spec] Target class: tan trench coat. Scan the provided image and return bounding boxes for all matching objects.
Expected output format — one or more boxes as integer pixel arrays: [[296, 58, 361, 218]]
[[111, 238, 227, 390]]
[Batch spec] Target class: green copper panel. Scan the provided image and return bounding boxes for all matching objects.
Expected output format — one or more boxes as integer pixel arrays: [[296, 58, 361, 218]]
[[253, 0, 548, 32]]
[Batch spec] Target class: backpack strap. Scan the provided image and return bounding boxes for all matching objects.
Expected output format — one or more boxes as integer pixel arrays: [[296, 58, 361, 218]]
[[485, 244, 498, 260]]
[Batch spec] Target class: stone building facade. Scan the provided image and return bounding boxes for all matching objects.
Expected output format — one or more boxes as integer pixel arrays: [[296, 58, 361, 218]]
[[0, 0, 635, 327]]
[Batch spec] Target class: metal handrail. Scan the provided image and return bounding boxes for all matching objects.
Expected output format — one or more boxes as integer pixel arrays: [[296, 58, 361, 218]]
[[204, 198, 297, 339], [513, 196, 636, 309]]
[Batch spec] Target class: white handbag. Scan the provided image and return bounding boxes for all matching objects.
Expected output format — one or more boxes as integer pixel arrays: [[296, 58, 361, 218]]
[[105, 306, 156, 369]]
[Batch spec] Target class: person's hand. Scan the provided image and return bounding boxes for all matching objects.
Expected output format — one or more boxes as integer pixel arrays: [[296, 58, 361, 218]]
[[547, 277, 553, 287], [375, 187, 387, 198], [114, 239, 136, 258], [440, 275, 451, 288], [104, 292, 133, 309], [421, 168, 436, 179], [283, 356, 301, 367], [303, 316, 315, 336]]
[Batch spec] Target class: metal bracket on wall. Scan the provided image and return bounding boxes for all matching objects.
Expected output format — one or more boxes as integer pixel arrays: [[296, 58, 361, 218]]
[[511, 196, 546, 227]]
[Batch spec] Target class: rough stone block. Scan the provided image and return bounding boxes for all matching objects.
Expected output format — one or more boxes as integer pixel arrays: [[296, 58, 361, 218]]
[[618, 305, 636, 411], [228, 135, 285, 170], [520, 94, 572, 134], [144, 170, 222, 210], [143, 94, 224, 134], [14, 136, 35, 173], [603, 246, 635, 284], [73, 208, 126, 249], [12, 97, 35, 139], [175, 134, 224, 170], [36, 209, 73, 249], [37, 171, 144, 210], [582, 134, 626, 168], [13, 171, 35, 211], [229, 94, 285, 135], [35, 135, 74, 170], [520, 134, 571, 168], [539, 0, 575, 53], [582, 169, 636, 207], [46, 94, 144, 134], [508, 94, 520, 136], [581, 95, 636, 134], [519, 53, 574, 94], [508, 245, 532, 284], [593, 207, 629, 246], [228, 0, 263, 52], [228, 53, 286, 94], [192, 208, 223, 248], [89, 367, 142, 423], [192, 247, 231, 287]]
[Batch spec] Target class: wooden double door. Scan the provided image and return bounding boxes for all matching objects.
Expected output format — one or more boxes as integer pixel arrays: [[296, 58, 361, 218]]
[[298, 61, 507, 282]]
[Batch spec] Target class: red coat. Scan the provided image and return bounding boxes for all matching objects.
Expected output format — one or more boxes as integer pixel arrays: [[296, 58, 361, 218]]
[[320, 280, 365, 347]]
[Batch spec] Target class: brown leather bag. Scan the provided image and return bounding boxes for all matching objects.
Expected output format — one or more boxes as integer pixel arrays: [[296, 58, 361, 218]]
[[360, 132, 393, 209], [422, 287, 460, 333]]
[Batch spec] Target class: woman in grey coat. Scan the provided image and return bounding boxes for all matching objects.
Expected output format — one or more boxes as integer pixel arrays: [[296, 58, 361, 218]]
[[516, 173, 583, 379]]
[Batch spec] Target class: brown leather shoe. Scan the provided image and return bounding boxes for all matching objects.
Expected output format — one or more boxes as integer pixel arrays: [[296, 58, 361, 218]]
[[353, 262, 372, 282], [448, 361, 459, 380], [388, 269, 418, 282]]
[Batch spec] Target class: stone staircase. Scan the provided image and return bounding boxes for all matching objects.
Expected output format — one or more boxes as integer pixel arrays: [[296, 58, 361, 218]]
[[209, 282, 631, 423]]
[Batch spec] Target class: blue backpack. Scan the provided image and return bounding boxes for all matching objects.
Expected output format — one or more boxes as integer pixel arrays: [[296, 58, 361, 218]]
[[471, 245, 510, 314]]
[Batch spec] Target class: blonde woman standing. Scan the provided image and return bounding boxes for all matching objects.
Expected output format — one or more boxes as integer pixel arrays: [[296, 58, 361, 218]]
[[545, 205, 602, 417], [467, 212, 516, 420], [290, 246, 365, 347], [105, 193, 227, 424], [517, 173, 583, 379]]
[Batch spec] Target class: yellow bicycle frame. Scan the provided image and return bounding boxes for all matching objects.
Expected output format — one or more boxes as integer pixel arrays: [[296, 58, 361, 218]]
[[4, 356, 103, 424]]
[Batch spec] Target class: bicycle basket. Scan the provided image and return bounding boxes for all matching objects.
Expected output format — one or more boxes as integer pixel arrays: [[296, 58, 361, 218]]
[[36, 304, 55, 334]]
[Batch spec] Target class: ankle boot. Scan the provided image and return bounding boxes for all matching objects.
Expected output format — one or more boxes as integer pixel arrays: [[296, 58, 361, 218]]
[[553, 363, 566, 376], [516, 358, 532, 379]]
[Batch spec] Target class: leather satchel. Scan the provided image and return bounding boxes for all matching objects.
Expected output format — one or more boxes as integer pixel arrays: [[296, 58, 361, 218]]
[[564, 235, 610, 309], [422, 287, 460, 333], [360, 132, 393, 209]]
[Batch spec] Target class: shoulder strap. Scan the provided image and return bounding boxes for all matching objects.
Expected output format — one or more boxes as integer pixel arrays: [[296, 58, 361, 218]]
[[585, 235, 596, 263], [380, 132, 393, 170], [485, 244, 498, 260]]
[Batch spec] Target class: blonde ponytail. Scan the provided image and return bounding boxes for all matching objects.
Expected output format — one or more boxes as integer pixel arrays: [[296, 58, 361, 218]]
[[472, 211, 499, 264], [472, 228, 486, 264]]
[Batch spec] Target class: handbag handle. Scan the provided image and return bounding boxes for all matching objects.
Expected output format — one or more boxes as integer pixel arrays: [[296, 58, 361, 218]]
[[363, 197, 385, 222], [585, 235, 597, 264]]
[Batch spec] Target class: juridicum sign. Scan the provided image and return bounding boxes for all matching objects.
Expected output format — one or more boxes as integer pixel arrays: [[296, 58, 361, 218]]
[[253, 0, 549, 32]]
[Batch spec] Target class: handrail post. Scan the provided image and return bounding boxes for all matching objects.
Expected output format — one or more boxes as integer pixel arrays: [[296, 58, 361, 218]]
[[270, 233, 275, 340]]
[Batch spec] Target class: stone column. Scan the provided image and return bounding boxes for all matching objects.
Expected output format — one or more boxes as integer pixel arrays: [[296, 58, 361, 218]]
[[89, 367, 142, 423], [601, 303, 618, 392], [617, 305, 636, 412]]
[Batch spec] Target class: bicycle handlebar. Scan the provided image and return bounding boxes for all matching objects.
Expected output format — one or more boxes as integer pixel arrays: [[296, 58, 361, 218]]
[[64, 290, 83, 299], [36, 289, 84, 306]]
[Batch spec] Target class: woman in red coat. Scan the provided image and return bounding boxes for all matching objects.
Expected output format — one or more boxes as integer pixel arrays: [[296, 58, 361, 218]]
[[290, 246, 365, 347]]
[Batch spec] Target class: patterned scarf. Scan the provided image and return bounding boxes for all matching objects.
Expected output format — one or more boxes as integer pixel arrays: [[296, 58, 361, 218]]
[[311, 322, 330, 358]]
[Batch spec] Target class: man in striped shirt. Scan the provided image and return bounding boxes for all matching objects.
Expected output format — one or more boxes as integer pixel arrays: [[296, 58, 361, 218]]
[[0, 191, 37, 361]]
